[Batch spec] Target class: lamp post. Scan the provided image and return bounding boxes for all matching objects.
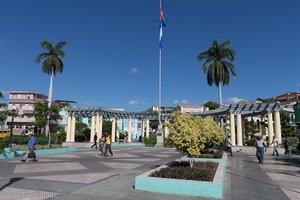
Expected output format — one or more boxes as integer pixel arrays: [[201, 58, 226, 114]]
[[8, 107, 16, 148]]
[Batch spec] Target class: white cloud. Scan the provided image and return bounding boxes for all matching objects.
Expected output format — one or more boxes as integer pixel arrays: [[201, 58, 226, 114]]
[[129, 99, 139, 105], [129, 67, 138, 74], [226, 97, 245, 104], [173, 99, 189, 105]]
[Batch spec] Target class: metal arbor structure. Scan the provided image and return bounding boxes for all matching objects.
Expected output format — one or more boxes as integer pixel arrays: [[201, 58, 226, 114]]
[[65, 102, 283, 145]]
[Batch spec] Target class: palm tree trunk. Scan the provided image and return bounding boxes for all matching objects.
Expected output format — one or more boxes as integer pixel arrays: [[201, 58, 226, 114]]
[[218, 82, 223, 105], [45, 69, 54, 147]]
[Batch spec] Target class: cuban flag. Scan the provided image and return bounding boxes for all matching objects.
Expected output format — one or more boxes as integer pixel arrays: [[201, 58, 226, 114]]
[[159, 8, 166, 49]]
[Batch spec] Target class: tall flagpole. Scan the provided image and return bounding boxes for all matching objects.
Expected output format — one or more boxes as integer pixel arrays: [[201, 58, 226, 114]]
[[158, 0, 162, 130], [156, 0, 163, 146]]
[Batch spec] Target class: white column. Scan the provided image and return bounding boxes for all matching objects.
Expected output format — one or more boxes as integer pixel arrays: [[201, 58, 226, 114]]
[[146, 119, 150, 138], [128, 117, 132, 142], [164, 120, 169, 138], [95, 114, 100, 138], [66, 116, 72, 142], [90, 115, 96, 142], [259, 115, 264, 134], [225, 115, 230, 135], [111, 117, 116, 143], [236, 112, 243, 146], [70, 116, 76, 142], [267, 112, 274, 145], [242, 118, 245, 143], [230, 113, 236, 146], [99, 115, 103, 138], [141, 120, 145, 142], [274, 111, 282, 144]]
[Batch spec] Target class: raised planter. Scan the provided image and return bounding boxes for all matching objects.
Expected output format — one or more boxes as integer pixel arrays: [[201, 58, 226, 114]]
[[180, 151, 228, 167], [135, 162, 225, 198], [0, 147, 76, 159]]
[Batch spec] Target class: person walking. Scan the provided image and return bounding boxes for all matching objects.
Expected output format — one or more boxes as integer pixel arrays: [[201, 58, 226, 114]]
[[104, 133, 113, 157], [91, 133, 98, 149], [98, 134, 106, 157], [284, 139, 290, 156], [271, 136, 279, 156], [254, 136, 266, 164], [226, 136, 233, 156], [21, 133, 38, 162]]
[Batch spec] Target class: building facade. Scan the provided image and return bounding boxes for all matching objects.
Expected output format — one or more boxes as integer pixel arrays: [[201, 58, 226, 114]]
[[6, 91, 48, 135]]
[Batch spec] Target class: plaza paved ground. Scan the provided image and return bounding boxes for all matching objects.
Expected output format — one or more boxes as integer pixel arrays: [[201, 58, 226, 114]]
[[0, 146, 299, 200]]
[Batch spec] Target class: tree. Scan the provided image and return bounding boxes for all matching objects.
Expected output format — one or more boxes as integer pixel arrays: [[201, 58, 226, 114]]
[[36, 40, 67, 145], [280, 110, 296, 138], [0, 104, 7, 129], [168, 112, 224, 167], [103, 120, 112, 135], [75, 122, 90, 142], [0, 91, 4, 99], [198, 40, 236, 105], [203, 101, 219, 110], [34, 102, 61, 135]]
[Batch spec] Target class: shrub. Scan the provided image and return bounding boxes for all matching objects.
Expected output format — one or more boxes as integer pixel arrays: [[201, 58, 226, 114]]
[[163, 136, 175, 148], [0, 137, 9, 153], [12, 136, 55, 145], [144, 134, 157, 146], [75, 134, 87, 142], [213, 150, 223, 159], [168, 112, 224, 165], [150, 161, 218, 182]]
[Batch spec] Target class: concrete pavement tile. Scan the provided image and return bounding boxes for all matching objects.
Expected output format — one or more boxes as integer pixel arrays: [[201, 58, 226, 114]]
[[109, 153, 140, 158], [143, 153, 171, 158], [42, 154, 81, 159], [101, 161, 143, 169], [115, 158, 160, 162], [14, 162, 87, 174], [281, 188, 300, 200], [7, 159, 65, 163], [266, 172, 300, 181], [0, 187, 58, 200], [259, 164, 300, 171], [26, 172, 116, 184]]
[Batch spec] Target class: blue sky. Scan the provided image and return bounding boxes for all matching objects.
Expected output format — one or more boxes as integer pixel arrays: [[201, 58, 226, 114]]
[[0, 0, 300, 111]]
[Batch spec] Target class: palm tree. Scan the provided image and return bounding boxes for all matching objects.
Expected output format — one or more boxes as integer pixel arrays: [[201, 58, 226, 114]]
[[198, 40, 236, 105], [0, 91, 4, 99], [36, 40, 67, 145]]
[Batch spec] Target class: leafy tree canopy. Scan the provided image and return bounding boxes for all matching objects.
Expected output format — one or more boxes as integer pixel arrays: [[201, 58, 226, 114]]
[[280, 110, 296, 138], [168, 112, 224, 160], [203, 101, 219, 110], [34, 102, 61, 129]]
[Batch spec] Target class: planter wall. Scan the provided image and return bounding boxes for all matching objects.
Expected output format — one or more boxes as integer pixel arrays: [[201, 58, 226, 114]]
[[135, 162, 225, 198], [0, 147, 76, 159], [180, 151, 228, 167]]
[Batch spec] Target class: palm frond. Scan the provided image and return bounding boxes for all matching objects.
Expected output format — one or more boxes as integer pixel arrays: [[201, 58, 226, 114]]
[[55, 41, 67, 50], [35, 52, 50, 63], [55, 49, 65, 58], [221, 40, 231, 48], [0, 92, 4, 99], [40, 41, 54, 51]]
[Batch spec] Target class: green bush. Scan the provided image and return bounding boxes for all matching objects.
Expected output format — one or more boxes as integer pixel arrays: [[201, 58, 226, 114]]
[[0, 137, 9, 153], [75, 134, 87, 142], [168, 112, 224, 159], [213, 150, 223, 159], [150, 161, 218, 182], [163, 136, 175, 148], [144, 134, 157, 146], [12, 136, 55, 145]]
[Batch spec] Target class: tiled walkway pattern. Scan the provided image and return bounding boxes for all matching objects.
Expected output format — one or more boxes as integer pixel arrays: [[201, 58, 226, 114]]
[[0, 146, 299, 200]]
